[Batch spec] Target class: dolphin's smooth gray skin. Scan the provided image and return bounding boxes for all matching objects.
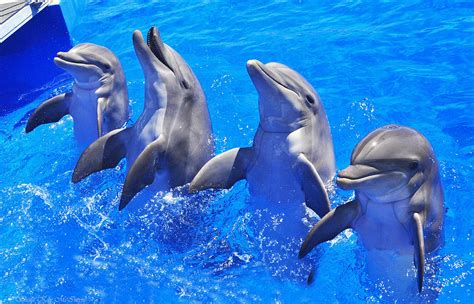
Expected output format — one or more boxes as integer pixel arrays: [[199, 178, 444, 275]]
[[72, 27, 214, 210], [299, 125, 444, 292], [190, 60, 335, 218], [26, 43, 129, 144]]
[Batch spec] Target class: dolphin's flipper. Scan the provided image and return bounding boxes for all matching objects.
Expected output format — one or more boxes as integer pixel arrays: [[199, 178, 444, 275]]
[[97, 97, 106, 137], [412, 212, 425, 292], [189, 148, 252, 192], [299, 200, 359, 258], [119, 136, 166, 210], [73, 127, 131, 183], [293, 153, 331, 218], [25, 93, 72, 133]]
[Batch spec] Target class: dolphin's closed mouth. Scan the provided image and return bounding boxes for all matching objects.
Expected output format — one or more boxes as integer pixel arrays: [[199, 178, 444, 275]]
[[53, 56, 87, 69], [53, 49, 107, 79], [337, 173, 384, 186], [247, 60, 297, 95], [337, 164, 379, 179], [53, 53, 86, 70], [55, 51, 97, 67], [55, 51, 81, 64], [337, 164, 407, 190], [336, 164, 382, 188], [53, 56, 104, 85]]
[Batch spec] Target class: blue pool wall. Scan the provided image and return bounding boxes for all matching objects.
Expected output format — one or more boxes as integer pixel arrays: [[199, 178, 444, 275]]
[[0, 5, 71, 116]]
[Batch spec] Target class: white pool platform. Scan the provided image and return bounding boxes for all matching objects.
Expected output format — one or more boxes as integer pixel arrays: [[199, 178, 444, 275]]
[[0, 0, 60, 43]]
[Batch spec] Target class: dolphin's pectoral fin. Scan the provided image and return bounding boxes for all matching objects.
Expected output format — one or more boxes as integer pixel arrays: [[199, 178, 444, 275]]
[[293, 153, 331, 218], [189, 147, 252, 192], [119, 136, 166, 210], [73, 127, 131, 183], [96, 97, 106, 137], [299, 200, 359, 259], [410, 186, 428, 292], [412, 212, 425, 292], [25, 93, 72, 133]]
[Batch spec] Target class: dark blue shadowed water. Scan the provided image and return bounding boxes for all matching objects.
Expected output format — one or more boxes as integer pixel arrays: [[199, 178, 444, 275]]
[[1, 1, 473, 302], [0, 5, 71, 116]]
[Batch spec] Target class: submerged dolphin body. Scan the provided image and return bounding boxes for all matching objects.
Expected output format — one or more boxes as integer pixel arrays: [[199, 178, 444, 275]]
[[26, 43, 129, 144], [299, 125, 444, 292], [190, 60, 335, 218], [72, 27, 214, 210]]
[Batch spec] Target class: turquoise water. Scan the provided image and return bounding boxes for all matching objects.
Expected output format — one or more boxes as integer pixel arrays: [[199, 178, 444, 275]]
[[1, 1, 473, 302]]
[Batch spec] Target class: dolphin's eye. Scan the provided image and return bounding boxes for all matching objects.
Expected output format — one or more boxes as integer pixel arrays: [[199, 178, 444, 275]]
[[99, 63, 111, 72], [305, 95, 315, 105], [181, 79, 190, 89], [409, 161, 419, 170]]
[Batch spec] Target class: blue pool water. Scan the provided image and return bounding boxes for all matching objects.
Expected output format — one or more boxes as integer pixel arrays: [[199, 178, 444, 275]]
[[1, 1, 473, 302]]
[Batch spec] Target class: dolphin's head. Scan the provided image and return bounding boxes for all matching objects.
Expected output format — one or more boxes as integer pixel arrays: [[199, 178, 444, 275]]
[[132, 27, 200, 108], [246, 60, 321, 133], [54, 44, 119, 86], [337, 125, 437, 203]]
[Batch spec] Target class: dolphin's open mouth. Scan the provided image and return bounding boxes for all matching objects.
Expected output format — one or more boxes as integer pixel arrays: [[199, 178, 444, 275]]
[[146, 27, 174, 73]]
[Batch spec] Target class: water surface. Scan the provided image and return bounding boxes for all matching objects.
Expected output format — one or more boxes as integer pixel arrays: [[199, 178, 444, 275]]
[[1, 1, 473, 302]]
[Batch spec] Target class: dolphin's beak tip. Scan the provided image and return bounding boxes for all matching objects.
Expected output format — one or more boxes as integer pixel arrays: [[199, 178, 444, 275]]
[[53, 53, 65, 62], [132, 30, 145, 50], [132, 30, 142, 41], [336, 167, 352, 180], [246, 60, 261, 75], [335, 177, 349, 188], [53, 56, 65, 68], [246, 59, 259, 69]]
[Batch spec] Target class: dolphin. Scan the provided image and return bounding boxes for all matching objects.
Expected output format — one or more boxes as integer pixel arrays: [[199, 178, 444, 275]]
[[190, 60, 335, 218], [26, 43, 129, 144], [72, 27, 214, 210], [299, 125, 444, 292]]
